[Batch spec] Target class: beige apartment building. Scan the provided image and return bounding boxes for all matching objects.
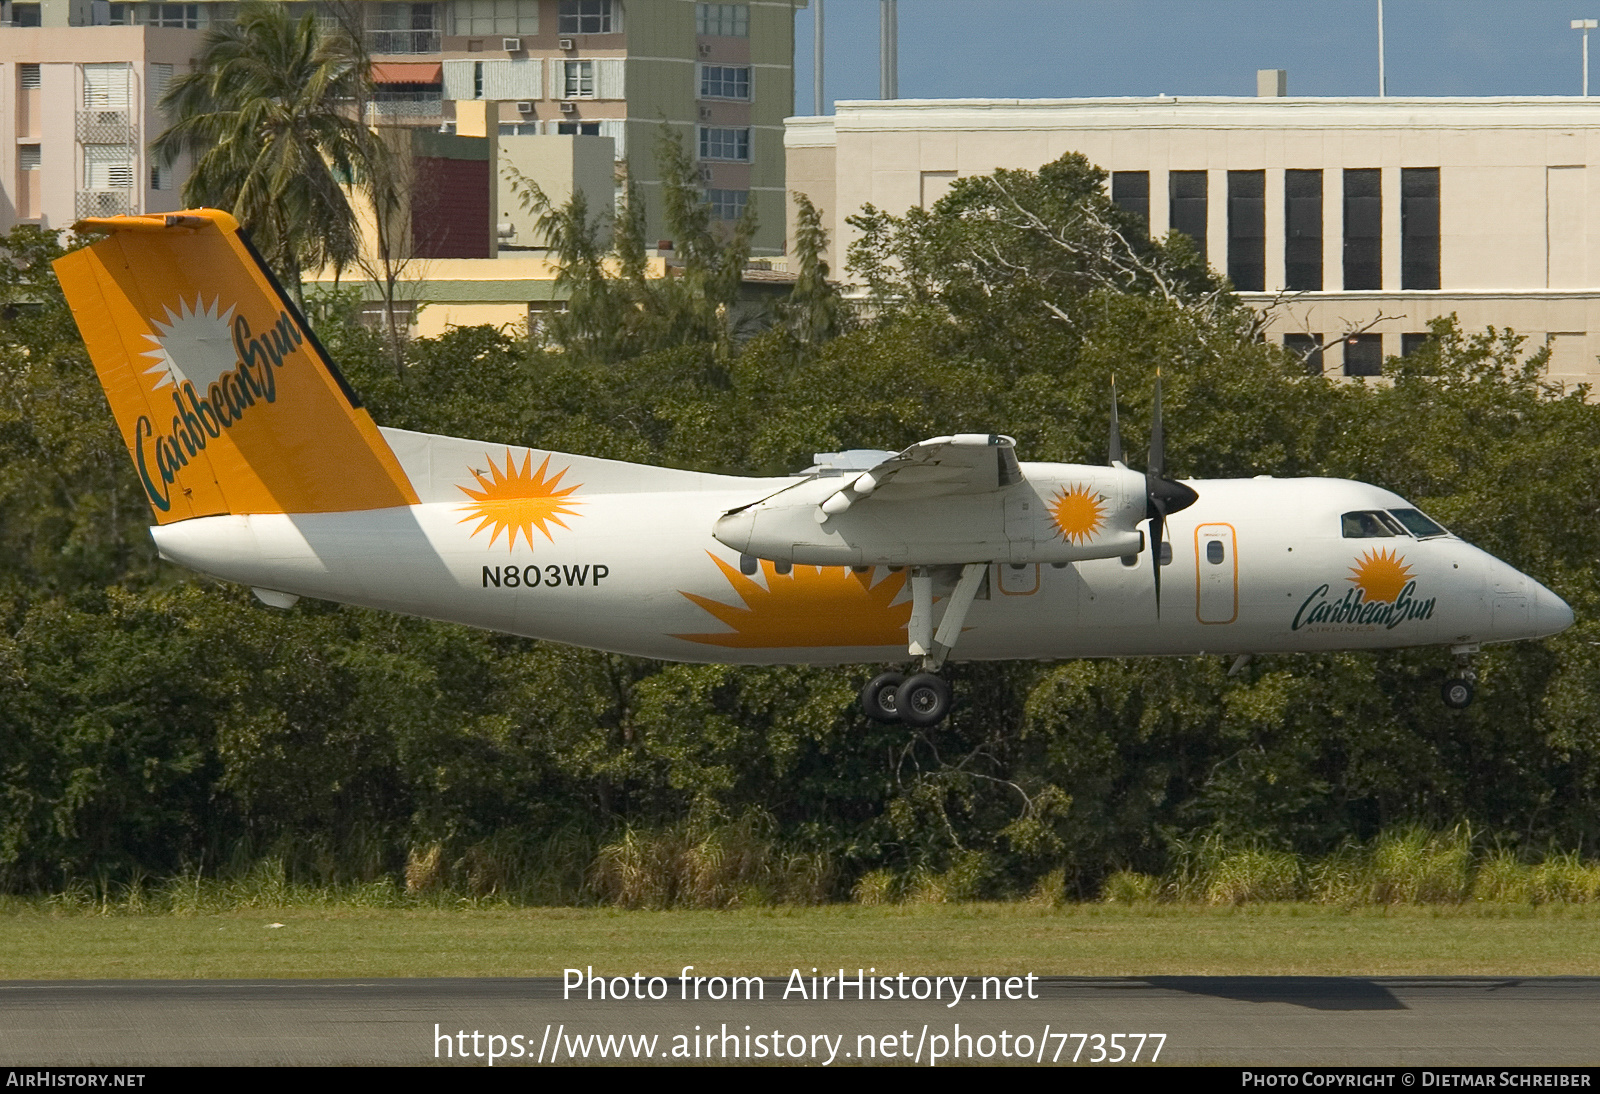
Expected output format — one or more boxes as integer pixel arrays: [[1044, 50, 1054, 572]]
[[0, 23, 198, 226], [0, 0, 797, 254], [787, 96, 1600, 387]]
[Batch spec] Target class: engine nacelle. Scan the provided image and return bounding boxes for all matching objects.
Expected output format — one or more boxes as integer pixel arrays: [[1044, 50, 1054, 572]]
[[714, 463, 1149, 567]]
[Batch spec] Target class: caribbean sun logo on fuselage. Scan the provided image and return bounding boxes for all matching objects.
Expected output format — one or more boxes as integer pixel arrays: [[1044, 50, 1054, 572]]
[[1051, 483, 1106, 544], [457, 449, 582, 551], [1292, 546, 1436, 631], [133, 295, 305, 511], [675, 554, 910, 648]]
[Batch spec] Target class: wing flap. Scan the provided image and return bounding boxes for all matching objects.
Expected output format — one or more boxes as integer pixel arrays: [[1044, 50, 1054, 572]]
[[829, 433, 1022, 510]]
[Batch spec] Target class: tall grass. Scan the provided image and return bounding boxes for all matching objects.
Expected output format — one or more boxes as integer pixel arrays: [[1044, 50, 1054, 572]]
[[587, 813, 834, 909], [15, 823, 1600, 915], [1100, 825, 1600, 907]]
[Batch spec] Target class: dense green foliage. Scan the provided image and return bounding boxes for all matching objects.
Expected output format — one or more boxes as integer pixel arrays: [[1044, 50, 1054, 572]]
[[3, 153, 1597, 903]]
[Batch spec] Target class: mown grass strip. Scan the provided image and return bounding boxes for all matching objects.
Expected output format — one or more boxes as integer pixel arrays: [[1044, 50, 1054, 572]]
[[6, 903, 1600, 981]]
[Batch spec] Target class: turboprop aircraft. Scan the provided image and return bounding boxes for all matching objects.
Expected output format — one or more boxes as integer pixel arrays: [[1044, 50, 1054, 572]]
[[53, 210, 1573, 726]]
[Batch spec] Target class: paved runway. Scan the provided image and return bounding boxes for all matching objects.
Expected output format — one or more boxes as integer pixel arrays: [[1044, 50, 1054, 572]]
[[3, 976, 1598, 1066]]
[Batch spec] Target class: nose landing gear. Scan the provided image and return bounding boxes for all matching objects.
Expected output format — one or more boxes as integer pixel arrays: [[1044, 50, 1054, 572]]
[[1442, 644, 1479, 709], [1441, 677, 1476, 709]]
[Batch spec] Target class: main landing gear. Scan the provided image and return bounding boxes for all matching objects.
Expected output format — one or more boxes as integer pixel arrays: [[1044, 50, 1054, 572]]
[[859, 563, 986, 727], [1441, 644, 1479, 709], [860, 670, 953, 727]]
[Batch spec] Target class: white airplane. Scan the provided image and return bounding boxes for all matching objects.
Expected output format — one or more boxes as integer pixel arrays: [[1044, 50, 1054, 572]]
[[54, 210, 1573, 726]]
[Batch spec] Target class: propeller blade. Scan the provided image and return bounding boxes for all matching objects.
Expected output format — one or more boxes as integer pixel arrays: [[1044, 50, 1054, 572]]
[[1108, 374, 1124, 466], [1140, 369, 1197, 618], [1149, 500, 1166, 617]]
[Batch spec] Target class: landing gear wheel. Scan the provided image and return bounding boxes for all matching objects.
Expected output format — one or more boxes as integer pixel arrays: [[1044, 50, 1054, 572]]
[[897, 673, 952, 727], [860, 672, 905, 722], [1441, 678, 1476, 709]]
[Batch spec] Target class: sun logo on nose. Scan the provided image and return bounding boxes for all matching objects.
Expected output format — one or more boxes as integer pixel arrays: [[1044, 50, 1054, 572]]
[[457, 450, 582, 551], [1349, 547, 1414, 604], [1051, 483, 1106, 544]]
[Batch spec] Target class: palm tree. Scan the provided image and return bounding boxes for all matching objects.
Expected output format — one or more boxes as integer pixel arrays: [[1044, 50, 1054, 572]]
[[152, 1, 370, 298]]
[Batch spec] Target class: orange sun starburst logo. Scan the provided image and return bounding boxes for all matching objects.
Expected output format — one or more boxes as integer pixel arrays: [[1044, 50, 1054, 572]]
[[675, 554, 912, 648], [457, 450, 582, 551], [1051, 483, 1106, 544], [1348, 547, 1415, 604]]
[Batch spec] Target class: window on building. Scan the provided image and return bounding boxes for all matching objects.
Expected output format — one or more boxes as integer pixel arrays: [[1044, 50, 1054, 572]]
[[454, 0, 538, 36], [498, 122, 538, 135], [133, 3, 204, 28], [1169, 170, 1207, 264], [374, 2, 441, 30], [84, 145, 134, 190], [1284, 333, 1324, 375], [699, 126, 749, 162], [705, 188, 747, 220], [1227, 170, 1264, 292], [1285, 168, 1322, 291], [699, 65, 749, 100], [1111, 171, 1149, 236], [1343, 333, 1382, 377], [559, 0, 615, 34], [11, 3, 41, 25], [150, 162, 170, 190], [696, 3, 748, 37], [562, 60, 594, 98], [1402, 167, 1440, 290], [1400, 332, 1430, 357], [149, 62, 172, 103], [82, 63, 132, 110], [370, 2, 441, 52], [18, 144, 40, 170], [359, 300, 417, 331], [1343, 168, 1381, 290], [556, 121, 600, 135], [18, 64, 40, 90]]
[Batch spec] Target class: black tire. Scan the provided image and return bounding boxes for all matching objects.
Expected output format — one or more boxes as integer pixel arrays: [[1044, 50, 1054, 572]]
[[897, 673, 952, 727], [1441, 678, 1475, 709], [860, 671, 905, 722]]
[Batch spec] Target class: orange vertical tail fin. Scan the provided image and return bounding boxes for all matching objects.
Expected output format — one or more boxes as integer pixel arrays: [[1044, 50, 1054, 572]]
[[53, 209, 418, 523]]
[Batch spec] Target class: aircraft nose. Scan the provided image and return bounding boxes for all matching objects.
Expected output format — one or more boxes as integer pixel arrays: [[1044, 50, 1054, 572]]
[[1532, 580, 1575, 638]]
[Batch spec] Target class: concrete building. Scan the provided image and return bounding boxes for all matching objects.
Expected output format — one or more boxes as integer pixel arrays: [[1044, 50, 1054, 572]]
[[787, 94, 1600, 387], [0, 1, 799, 252], [0, 24, 200, 227], [0, 2, 801, 336]]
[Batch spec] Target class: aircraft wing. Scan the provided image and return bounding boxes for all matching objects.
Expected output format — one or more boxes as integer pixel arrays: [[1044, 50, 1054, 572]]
[[833, 433, 1024, 509]]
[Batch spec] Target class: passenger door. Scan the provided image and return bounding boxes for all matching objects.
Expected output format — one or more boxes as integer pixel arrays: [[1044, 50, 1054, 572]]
[[1195, 523, 1238, 624]]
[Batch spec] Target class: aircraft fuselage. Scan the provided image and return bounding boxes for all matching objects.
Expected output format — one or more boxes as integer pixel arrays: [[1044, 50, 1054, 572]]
[[148, 456, 1569, 665]]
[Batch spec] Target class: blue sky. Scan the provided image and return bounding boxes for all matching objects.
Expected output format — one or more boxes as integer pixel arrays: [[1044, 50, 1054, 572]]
[[792, 0, 1600, 111]]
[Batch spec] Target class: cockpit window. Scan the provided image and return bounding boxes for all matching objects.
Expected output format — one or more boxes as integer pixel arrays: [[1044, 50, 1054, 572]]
[[1388, 507, 1448, 538], [1342, 510, 1409, 538]]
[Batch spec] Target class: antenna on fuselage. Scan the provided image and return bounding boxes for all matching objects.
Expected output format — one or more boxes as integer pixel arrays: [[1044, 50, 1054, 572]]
[[1108, 374, 1125, 467]]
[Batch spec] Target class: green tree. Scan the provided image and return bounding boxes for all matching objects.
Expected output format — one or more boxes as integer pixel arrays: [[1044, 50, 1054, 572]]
[[152, 1, 370, 296], [511, 129, 760, 366]]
